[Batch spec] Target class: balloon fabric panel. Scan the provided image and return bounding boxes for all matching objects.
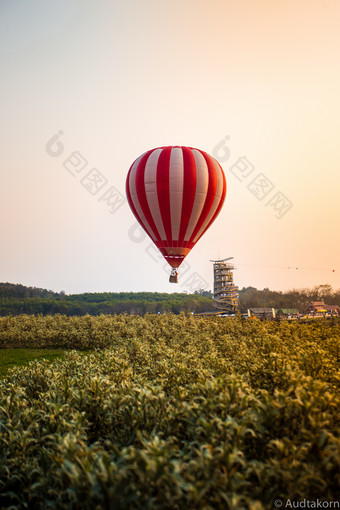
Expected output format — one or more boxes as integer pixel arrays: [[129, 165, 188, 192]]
[[126, 146, 226, 269]]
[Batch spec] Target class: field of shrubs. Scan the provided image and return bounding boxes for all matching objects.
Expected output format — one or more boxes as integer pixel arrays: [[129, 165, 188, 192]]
[[0, 314, 339, 509]]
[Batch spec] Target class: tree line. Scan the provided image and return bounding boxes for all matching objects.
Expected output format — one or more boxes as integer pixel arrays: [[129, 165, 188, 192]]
[[0, 283, 214, 315], [0, 282, 338, 316], [238, 284, 340, 311]]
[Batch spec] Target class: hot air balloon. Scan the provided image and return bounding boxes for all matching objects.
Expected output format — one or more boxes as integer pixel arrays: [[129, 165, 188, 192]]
[[126, 146, 226, 283]]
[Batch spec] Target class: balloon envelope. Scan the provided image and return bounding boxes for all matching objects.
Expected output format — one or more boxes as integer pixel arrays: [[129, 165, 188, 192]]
[[126, 146, 226, 268]]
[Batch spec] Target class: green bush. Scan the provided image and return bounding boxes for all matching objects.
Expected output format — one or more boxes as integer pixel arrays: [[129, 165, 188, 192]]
[[0, 315, 339, 509]]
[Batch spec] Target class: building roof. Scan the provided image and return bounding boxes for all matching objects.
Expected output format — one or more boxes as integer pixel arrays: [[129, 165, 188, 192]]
[[275, 308, 299, 314], [248, 308, 274, 313], [324, 304, 339, 311], [305, 302, 339, 312]]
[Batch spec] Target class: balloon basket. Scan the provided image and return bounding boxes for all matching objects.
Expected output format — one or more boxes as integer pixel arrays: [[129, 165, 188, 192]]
[[169, 268, 178, 283]]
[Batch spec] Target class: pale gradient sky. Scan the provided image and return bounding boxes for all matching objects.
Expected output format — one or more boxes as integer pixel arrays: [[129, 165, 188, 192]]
[[1, 0, 339, 294]]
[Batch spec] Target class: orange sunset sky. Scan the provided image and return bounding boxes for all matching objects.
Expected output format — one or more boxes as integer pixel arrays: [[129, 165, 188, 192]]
[[1, 0, 339, 293]]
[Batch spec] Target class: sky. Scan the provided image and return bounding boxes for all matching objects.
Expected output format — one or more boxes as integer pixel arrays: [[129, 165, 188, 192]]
[[1, 0, 339, 295]]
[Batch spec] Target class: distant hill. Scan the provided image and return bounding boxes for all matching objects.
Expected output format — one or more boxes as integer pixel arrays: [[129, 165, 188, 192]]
[[0, 282, 338, 316], [0, 282, 62, 299]]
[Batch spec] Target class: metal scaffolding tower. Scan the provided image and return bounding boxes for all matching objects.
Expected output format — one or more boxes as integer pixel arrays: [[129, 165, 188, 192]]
[[210, 257, 239, 314]]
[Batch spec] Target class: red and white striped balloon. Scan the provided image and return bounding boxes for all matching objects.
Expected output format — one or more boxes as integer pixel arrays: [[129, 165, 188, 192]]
[[126, 146, 226, 269]]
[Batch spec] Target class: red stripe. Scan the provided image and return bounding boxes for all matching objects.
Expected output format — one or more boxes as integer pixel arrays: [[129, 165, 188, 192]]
[[178, 147, 197, 243], [193, 161, 227, 244], [188, 150, 218, 244], [167, 258, 184, 269], [156, 147, 172, 243]]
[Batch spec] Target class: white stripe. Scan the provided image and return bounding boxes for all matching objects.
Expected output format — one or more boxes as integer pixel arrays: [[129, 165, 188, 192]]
[[129, 153, 157, 241], [169, 147, 184, 241], [192, 159, 224, 243], [184, 149, 209, 241], [144, 149, 166, 240]]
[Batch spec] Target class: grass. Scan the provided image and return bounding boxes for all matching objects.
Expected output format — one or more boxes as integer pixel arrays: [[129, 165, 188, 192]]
[[0, 348, 68, 378]]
